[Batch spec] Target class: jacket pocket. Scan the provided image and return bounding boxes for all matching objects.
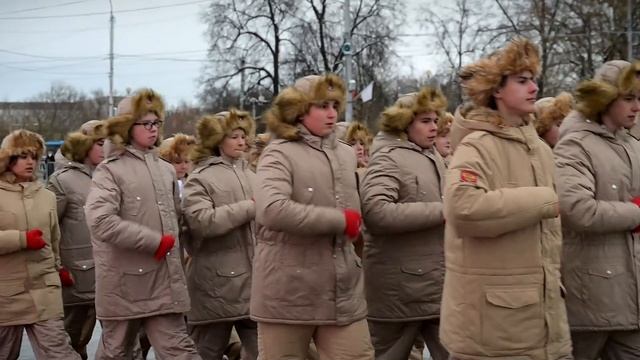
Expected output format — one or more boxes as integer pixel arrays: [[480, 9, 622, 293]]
[[214, 267, 250, 300], [482, 286, 545, 351], [69, 259, 96, 293], [122, 196, 142, 216], [578, 264, 625, 309], [0, 280, 24, 322], [121, 267, 158, 301], [0, 211, 17, 230], [399, 260, 444, 303]]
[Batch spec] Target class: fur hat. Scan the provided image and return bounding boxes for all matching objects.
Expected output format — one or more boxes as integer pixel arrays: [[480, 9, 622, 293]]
[[459, 37, 541, 108], [265, 74, 346, 140], [534, 92, 574, 136], [192, 109, 255, 163], [60, 120, 108, 163], [104, 88, 165, 149], [344, 122, 372, 148], [159, 133, 196, 163], [0, 129, 45, 180], [437, 112, 454, 137], [379, 87, 448, 139], [575, 60, 640, 121]]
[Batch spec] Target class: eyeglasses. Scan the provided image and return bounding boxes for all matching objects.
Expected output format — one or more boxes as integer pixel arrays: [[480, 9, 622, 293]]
[[134, 120, 163, 130]]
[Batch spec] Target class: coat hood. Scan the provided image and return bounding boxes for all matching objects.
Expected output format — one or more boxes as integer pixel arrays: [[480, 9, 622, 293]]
[[159, 133, 196, 163], [534, 92, 574, 137], [558, 110, 616, 141], [265, 73, 345, 141]]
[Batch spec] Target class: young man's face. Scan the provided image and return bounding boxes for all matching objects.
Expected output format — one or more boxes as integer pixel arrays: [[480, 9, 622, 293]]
[[434, 135, 451, 157], [219, 128, 247, 160], [494, 71, 539, 116], [407, 111, 438, 149], [603, 92, 640, 130], [131, 113, 160, 149], [301, 101, 338, 138]]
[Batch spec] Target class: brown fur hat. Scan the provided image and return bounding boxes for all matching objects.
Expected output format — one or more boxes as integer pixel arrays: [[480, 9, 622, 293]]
[[437, 112, 454, 137], [344, 122, 372, 149], [459, 37, 541, 108], [575, 60, 640, 121], [192, 109, 255, 163], [0, 129, 45, 180], [265, 74, 346, 140], [380, 87, 448, 139], [104, 88, 165, 149], [60, 120, 108, 163], [534, 92, 574, 136], [159, 133, 196, 163]]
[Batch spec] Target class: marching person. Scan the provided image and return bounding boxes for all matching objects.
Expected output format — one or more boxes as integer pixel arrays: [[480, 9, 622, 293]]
[[46, 120, 106, 359], [360, 87, 448, 360], [253, 74, 373, 359], [440, 38, 572, 359], [182, 109, 258, 359], [555, 60, 640, 359], [159, 133, 196, 199], [343, 121, 372, 171], [534, 92, 573, 148], [434, 112, 453, 166], [0, 129, 81, 360], [84, 88, 201, 360]]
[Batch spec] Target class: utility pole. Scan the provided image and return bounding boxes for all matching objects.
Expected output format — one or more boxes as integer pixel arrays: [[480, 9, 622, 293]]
[[240, 58, 246, 110], [342, 0, 354, 123], [108, 0, 115, 117], [628, 0, 634, 60]]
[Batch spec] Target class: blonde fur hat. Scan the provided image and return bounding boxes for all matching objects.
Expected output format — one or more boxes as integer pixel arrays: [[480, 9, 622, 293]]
[[265, 74, 346, 140], [104, 88, 165, 149], [379, 87, 448, 139], [159, 133, 196, 163], [60, 120, 108, 163], [534, 92, 574, 136], [0, 129, 45, 181], [437, 112, 454, 137], [192, 109, 255, 163], [575, 60, 640, 121], [344, 122, 372, 149], [459, 37, 541, 108]]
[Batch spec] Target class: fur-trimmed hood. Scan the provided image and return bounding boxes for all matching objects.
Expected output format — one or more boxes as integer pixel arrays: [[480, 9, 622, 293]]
[[534, 92, 574, 137], [104, 88, 165, 150], [191, 109, 255, 164], [437, 112, 454, 137], [60, 120, 107, 163], [344, 122, 372, 148], [459, 37, 540, 109], [159, 133, 196, 163], [0, 129, 45, 182], [379, 87, 448, 140], [266, 73, 346, 141], [575, 60, 640, 122]]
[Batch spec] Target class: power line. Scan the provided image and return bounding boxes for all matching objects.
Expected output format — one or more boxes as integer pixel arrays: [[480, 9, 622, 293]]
[[0, 48, 102, 60], [0, 0, 210, 20], [0, 0, 91, 16]]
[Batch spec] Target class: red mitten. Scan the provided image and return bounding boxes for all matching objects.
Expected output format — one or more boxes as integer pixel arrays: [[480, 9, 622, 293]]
[[26, 229, 46, 250], [343, 209, 362, 239], [154, 235, 175, 261], [632, 197, 640, 232], [59, 268, 74, 287]]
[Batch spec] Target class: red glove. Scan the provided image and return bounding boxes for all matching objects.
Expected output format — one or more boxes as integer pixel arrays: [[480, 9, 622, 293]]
[[59, 268, 74, 287], [154, 235, 175, 261], [26, 229, 46, 250], [343, 209, 362, 239], [632, 197, 640, 232]]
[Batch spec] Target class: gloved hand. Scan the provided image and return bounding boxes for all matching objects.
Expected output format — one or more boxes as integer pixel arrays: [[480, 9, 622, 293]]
[[26, 229, 46, 250], [154, 235, 175, 261], [343, 209, 362, 240], [59, 268, 74, 287]]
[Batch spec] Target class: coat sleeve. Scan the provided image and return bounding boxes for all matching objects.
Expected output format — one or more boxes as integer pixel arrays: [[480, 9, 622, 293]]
[[445, 140, 558, 238], [554, 136, 640, 232], [84, 164, 161, 254], [256, 146, 345, 235], [49, 199, 62, 270], [182, 173, 255, 240], [0, 230, 26, 255], [46, 173, 68, 221], [361, 152, 443, 234]]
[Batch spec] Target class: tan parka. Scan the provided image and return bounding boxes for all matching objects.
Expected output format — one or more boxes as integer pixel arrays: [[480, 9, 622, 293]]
[[555, 110, 640, 331], [440, 106, 572, 359], [360, 132, 446, 321], [182, 155, 256, 324]]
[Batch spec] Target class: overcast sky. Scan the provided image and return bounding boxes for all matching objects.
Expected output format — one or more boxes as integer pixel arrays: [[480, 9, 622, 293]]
[[0, 0, 436, 107]]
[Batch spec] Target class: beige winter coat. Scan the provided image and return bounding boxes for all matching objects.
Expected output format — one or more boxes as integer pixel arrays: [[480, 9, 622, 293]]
[[84, 146, 190, 320], [252, 125, 366, 325], [182, 155, 256, 324], [440, 106, 572, 359], [47, 160, 96, 306], [555, 110, 640, 331], [360, 132, 445, 321], [0, 179, 64, 326]]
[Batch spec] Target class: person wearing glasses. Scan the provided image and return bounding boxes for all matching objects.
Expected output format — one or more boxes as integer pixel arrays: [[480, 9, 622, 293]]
[[46, 120, 107, 359], [84, 89, 200, 359]]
